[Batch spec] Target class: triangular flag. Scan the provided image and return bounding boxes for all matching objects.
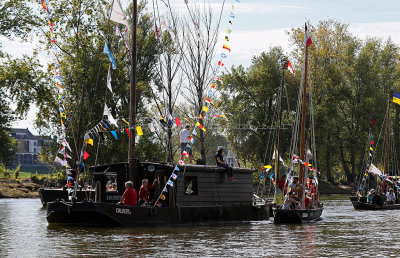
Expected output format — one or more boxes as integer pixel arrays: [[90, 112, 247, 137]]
[[192, 129, 197, 135], [368, 164, 382, 176], [148, 122, 156, 132], [205, 98, 214, 105], [202, 106, 209, 112], [83, 151, 89, 160], [54, 156, 68, 167], [106, 64, 112, 93], [126, 128, 131, 137], [61, 139, 72, 152], [110, 0, 129, 28], [175, 117, 181, 126], [111, 130, 118, 140], [287, 61, 295, 75], [305, 23, 312, 47], [136, 126, 143, 136], [103, 42, 117, 69], [223, 44, 231, 52], [103, 104, 119, 128]]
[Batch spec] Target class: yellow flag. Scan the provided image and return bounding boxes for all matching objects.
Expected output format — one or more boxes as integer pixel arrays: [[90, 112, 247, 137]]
[[137, 126, 143, 136], [122, 118, 129, 125], [220, 114, 226, 119], [264, 165, 272, 169], [60, 119, 63, 125], [84, 138, 94, 146], [370, 147, 373, 151], [60, 112, 66, 118], [202, 106, 209, 112]]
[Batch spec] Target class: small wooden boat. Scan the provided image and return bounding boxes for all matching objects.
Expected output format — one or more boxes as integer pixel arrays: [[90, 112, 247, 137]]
[[273, 207, 323, 223], [350, 196, 400, 210]]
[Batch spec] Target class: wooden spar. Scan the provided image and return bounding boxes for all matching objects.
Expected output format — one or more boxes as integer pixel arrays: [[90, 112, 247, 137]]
[[276, 69, 285, 201], [129, 0, 138, 184], [384, 91, 392, 175], [299, 25, 310, 206]]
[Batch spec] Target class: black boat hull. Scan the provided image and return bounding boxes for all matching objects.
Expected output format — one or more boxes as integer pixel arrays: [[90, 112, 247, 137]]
[[350, 196, 400, 210], [273, 208, 323, 223], [38, 188, 94, 207], [46, 201, 270, 226]]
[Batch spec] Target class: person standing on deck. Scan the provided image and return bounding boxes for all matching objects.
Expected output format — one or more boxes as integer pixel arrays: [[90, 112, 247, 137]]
[[179, 124, 193, 164], [215, 146, 236, 182], [138, 179, 158, 206]]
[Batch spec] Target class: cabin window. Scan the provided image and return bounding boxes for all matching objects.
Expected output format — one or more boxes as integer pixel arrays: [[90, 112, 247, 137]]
[[184, 176, 198, 195]]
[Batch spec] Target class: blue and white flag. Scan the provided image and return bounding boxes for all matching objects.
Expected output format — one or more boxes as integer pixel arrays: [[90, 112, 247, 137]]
[[171, 173, 178, 180], [174, 166, 179, 171], [103, 42, 117, 69], [167, 180, 174, 186]]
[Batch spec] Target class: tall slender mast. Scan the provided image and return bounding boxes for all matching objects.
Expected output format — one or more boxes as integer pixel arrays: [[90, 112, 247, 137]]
[[129, 0, 138, 183], [299, 24, 310, 205], [276, 69, 285, 182], [384, 92, 392, 175]]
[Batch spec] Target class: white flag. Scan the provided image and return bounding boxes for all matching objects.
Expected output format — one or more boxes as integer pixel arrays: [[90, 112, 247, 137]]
[[160, 21, 173, 34], [110, 0, 129, 28], [103, 104, 119, 128], [107, 64, 112, 93], [115, 25, 122, 37], [148, 122, 155, 132], [368, 164, 382, 176], [54, 156, 68, 167], [61, 139, 72, 152]]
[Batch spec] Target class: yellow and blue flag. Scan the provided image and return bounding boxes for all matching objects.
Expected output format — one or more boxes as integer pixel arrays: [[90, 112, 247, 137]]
[[393, 92, 400, 105]]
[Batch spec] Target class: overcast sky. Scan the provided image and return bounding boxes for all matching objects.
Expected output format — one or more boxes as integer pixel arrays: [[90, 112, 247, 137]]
[[3, 0, 400, 134]]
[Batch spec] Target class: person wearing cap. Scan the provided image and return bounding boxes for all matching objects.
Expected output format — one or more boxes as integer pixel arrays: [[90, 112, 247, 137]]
[[386, 188, 396, 204], [179, 124, 192, 164], [215, 146, 236, 182], [367, 189, 375, 203]]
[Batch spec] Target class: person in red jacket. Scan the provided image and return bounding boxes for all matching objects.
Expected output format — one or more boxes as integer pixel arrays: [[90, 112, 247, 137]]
[[139, 178, 158, 206], [120, 181, 137, 206]]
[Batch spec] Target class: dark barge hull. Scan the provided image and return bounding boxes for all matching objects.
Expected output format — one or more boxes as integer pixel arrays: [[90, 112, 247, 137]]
[[350, 199, 400, 210], [46, 201, 269, 226], [273, 207, 323, 223]]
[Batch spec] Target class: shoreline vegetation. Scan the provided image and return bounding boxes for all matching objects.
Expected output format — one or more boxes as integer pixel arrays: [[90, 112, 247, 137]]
[[0, 173, 356, 198]]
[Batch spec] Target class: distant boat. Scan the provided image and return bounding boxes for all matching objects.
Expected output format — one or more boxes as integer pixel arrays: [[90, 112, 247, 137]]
[[350, 92, 400, 210], [273, 23, 323, 223]]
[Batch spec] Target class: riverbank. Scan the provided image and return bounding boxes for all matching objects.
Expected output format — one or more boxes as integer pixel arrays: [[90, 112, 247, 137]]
[[318, 181, 356, 195], [0, 178, 40, 198]]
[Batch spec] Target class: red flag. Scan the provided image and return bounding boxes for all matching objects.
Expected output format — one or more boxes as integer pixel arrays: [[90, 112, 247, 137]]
[[218, 61, 224, 67], [125, 128, 131, 138], [83, 151, 89, 160], [287, 61, 295, 75], [205, 98, 214, 105], [222, 44, 231, 52], [211, 83, 215, 88], [305, 23, 312, 47], [371, 115, 376, 126], [175, 117, 181, 126]]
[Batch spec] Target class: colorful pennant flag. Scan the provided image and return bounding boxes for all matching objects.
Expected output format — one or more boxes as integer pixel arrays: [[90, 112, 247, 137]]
[[175, 117, 181, 126], [202, 106, 209, 112], [61, 139, 72, 152], [160, 194, 166, 200], [287, 61, 295, 74], [305, 23, 312, 47], [393, 92, 400, 105], [371, 115, 376, 126], [167, 180, 174, 186], [148, 122, 156, 132], [83, 151, 89, 160], [126, 128, 131, 138], [107, 64, 113, 93], [136, 126, 143, 136], [110, 0, 129, 28], [103, 42, 117, 69], [111, 130, 118, 140], [54, 156, 68, 167], [223, 44, 231, 52], [192, 128, 197, 135], [171, 173, 178, 180]]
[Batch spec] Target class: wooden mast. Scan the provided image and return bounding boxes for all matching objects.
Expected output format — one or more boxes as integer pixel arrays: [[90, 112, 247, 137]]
[[299, 24, 310, 206], [384, 92, 392, 175], [276, 68, 285, 203], [129, 0, 138, 184]]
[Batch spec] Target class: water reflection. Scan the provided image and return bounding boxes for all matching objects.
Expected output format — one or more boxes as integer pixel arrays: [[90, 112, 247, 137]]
[[1, 196, 400, 256]]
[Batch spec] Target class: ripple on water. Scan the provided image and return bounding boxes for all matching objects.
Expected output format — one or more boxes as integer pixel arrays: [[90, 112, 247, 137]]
[[1, 196, 400, 257]]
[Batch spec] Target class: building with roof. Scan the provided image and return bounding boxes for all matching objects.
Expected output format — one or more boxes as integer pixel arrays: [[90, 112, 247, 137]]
[[10, 128, 53, 169]]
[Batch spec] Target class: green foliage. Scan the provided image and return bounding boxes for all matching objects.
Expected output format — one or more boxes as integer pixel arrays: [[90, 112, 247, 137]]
[[0, 164, 11, 178], [13, 164, 20, 179]]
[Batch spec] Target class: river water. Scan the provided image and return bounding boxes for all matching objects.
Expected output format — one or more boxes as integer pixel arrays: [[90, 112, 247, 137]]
[[0, 195, 399, 257]]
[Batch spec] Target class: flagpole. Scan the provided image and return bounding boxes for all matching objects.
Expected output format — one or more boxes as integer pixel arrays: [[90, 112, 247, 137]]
[[129, 0, 138, 185]]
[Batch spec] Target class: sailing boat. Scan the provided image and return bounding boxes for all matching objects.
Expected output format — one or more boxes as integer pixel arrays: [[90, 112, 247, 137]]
[[272, 24, 323, 223], [45, 0, 269, 226], [350, 92, 400, 210]]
